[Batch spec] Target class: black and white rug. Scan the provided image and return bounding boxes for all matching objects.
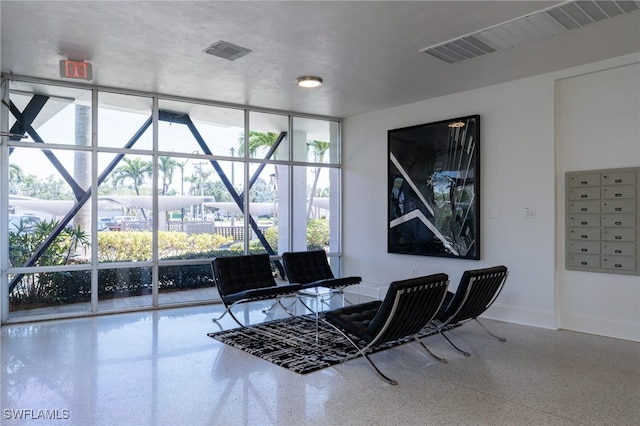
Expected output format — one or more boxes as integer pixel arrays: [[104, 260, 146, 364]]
[[208, 314, 435, 374], [208, 315, 362, 374]]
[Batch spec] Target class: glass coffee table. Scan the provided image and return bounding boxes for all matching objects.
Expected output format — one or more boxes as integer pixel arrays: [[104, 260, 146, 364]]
[[297, 286, 332, 342]]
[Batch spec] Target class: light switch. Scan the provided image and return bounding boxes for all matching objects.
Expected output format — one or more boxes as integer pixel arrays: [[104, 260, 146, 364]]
[[525, 207, 536, 219]]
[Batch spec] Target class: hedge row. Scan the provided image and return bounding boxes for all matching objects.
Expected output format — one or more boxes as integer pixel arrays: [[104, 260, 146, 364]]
[[9, 248, 282, 310], [9, 220, 328, 310]]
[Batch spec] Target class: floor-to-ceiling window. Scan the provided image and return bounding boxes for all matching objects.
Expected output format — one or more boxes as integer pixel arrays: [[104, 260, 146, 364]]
[[1, 76, 342, 322]]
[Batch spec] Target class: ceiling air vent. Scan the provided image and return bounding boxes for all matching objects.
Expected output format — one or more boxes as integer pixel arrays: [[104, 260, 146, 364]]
[[204, 41, 252, 61], [421, 0, 640, 63]]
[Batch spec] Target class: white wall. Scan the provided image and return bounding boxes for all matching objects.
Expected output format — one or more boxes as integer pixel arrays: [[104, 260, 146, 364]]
[[343, 53, 640, 338], [556, 62, 640, 341]]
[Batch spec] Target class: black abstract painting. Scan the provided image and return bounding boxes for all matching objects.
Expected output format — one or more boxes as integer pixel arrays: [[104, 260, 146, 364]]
[[388, 115, 480, 259]]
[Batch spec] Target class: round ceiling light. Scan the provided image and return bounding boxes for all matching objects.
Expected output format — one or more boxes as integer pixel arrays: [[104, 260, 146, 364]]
[[295, 76, 323, 88]]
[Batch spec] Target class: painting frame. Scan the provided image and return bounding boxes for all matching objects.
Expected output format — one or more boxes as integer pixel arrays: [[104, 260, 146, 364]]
[[388, 115, 480, 259]]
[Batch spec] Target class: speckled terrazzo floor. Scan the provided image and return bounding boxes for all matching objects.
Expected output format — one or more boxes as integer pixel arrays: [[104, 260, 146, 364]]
[[2, 299, 639, 426]]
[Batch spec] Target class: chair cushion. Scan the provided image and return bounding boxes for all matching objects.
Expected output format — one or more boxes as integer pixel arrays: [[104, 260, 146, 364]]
[[324, 273, 449, 350], [299, 276, 362, 290], [368, 273, 448, 335], [223, 283, 302, 304], [282, 250, 335, 283], [323, 300, 382, 340], [436, 265, 507, 322], [212, 254, 277, 298]]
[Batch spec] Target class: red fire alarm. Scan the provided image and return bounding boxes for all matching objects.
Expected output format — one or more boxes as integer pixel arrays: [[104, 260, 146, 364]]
[[59, 60, 93, 81]]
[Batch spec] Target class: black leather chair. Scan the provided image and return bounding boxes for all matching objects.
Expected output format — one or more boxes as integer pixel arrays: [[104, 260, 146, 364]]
[[425, 265, 509, 356], [211, 254, 302, 327], [323, 273, 449, 385], [282, 250, 361, 300]]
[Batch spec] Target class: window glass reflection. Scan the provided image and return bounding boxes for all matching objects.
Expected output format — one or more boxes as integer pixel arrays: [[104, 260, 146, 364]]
[[3, 78, 342, 320], [292, 165, 339, 252], [99, 92, 153, 150], [292, 117, 340, 164]]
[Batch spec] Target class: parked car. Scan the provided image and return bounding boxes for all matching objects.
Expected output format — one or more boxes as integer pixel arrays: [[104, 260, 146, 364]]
[[99, 217, 118, 231], [66, 220, 111, 232], [97, 221, 110, 232], [9, 215, 41, 234], [111, 216, 137, 231]]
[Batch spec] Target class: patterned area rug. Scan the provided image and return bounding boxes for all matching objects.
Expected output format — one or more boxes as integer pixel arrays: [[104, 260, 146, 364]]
[[208, 314, 446, 375], [208, 315, 362, 374]]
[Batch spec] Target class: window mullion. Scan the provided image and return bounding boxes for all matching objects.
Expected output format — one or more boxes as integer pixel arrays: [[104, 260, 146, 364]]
[[152, 97, 159, 306], [91, 88, 99, 312]]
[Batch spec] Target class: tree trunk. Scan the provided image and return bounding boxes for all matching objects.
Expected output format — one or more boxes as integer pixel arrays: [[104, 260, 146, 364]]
[[74, 104, 91, 236]]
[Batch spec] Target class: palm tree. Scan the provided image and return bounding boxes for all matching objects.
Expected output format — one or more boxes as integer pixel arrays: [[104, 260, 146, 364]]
[[239, 131, 281, 216], [238, 132, 329, 219], [186, 166, 212, 220], [238, 131, 279, 158], [112, 157, 152, 196], [9, 162, 23, 181], [307, 139, 330, 219], [112, 157, 152, 219], [8, 163, 24, 194], [158, 156, 178, 196]]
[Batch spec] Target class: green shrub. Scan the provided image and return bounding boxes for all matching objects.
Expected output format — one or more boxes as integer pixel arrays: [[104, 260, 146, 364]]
[[9, 219, 89, 268], [9, 219, 90, 309], [97, 231, 232, 261], [306, 219, 329, 250], [9, 222, 325, 310]]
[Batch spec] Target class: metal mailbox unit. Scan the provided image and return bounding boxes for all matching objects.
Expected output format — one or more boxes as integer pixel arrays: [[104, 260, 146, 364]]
[[566, 167, 640, 276]]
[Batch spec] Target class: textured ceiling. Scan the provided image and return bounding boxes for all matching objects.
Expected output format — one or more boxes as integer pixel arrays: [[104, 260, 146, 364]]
[[1, 1, 639, 118]]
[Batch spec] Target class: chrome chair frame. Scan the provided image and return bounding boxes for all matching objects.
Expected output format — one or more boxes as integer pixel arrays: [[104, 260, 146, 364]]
[[323, 274, 449, 385], [282, 250, 361, 305], [425, 266, 509, 356], [211, 254, 302, 328]]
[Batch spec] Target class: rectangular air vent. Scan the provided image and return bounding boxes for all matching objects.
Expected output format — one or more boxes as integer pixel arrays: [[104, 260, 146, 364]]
[[421, 0, 640, 63], [204, 40, 252, 61]]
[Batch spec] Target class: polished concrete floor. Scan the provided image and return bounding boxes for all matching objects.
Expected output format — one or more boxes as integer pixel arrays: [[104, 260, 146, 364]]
[[1, 297, 639, 426]]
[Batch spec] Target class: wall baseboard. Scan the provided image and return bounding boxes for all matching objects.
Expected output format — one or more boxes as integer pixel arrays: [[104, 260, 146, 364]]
[[559, 313, 640, 342], [478, 302, 557, 330], [350, 287, 639, 342]]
